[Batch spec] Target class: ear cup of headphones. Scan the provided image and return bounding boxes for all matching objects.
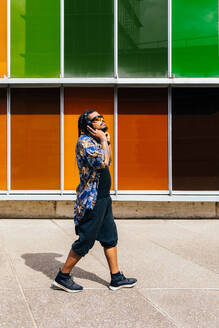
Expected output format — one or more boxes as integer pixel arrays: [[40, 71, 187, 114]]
[[84, 112, 93, 130], [78, 109, 95, 136], [86, 119, 93, 129]]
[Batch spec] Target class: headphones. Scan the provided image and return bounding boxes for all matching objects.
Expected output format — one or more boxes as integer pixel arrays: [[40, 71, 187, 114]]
[[78, 109, 95, 136]]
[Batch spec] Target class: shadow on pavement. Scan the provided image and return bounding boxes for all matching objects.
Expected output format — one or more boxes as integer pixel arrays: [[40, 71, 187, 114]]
[[21, 252, 108, 287]]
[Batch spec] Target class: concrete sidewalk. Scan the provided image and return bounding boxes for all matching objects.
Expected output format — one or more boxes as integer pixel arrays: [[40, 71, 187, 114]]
[[0, 219, 219, 328]]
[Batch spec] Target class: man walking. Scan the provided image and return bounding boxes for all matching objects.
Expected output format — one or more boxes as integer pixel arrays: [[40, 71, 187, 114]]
[[52, 109, 137, 292]]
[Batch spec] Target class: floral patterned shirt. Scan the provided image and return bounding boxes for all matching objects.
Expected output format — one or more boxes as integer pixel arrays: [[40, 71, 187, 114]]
[[73, 134, 107, 225]]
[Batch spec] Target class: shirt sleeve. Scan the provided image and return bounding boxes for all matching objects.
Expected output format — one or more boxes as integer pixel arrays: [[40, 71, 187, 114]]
[[80, 138, 105, 169]]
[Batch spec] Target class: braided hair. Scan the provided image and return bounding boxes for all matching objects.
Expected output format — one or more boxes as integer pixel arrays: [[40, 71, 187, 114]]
[[78, 109, 96, 137]]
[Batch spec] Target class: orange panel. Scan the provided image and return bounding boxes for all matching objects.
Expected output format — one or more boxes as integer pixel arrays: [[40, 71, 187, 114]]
[[0, 89, 7, 189], [64, 88, 114, 190], [0, 0, 7, 77], [118, 88, 168, 190], [11, 89, 60, 190]]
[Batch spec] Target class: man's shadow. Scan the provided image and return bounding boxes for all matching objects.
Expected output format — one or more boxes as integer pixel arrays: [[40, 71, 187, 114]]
[[21, 253, 108, 287]]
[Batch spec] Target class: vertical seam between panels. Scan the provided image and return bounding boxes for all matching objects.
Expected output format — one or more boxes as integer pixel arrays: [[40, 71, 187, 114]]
[[7, 86, 11, 194], [60, 0, 64, 77], [168, 86, 172, 195], [168, 0, 172, 77], [114, 87, 118, 197], [218, 0, 219, 57], [7, 0, 10, 77], [114, 0, 118, 78], [60, 86, 64, 193]]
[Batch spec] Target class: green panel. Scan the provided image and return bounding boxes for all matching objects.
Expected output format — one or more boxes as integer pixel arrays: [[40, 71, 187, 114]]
[[64, 0, 114, 77], [11, 0, 60, 77], [118, 0, 168, 77], [172, 0, 219, 77]]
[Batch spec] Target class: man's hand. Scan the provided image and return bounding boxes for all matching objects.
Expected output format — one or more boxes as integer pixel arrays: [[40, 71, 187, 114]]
[[87, 125, 111, 166], [87, 125, 107, 141]]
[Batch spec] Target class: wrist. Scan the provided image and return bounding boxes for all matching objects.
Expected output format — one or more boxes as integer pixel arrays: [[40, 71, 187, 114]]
[[100, 137, 107, 143]]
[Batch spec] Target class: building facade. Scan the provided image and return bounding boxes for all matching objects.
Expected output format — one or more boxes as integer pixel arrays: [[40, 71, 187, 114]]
[[0, 0, 219, 204]]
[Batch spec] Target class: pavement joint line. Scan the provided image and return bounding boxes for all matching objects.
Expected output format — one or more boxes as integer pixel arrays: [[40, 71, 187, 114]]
[[50, 219, 75, 238], [0, 288, 21, 290], [145, 237, 219, 277], [50, 219, 109, 270], [140, 287, 219, 290], [167, 220, 217, 238], [136, 288, 180, 328], [9, 287, 219, 291], [3, 245, 38, 328], [169, 220, 219, 245]]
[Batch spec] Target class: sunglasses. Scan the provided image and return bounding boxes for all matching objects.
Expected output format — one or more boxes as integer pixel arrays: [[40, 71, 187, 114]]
[[90, 115, 104, 123]]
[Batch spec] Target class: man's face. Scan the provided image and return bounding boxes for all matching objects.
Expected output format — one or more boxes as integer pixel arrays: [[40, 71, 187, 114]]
[[88, 111, 108, 131]]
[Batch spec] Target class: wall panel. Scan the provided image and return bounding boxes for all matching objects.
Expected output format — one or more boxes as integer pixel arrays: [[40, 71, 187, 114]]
[[118, 88, 168, 190], [0, 89, 7, 189], [173, 88, 219, 190], [11, 0, 60, 77], [0, 0, 7, 77], [118, 0, 168, 77], [64, 88, 114, 190], [65, 1, 114, 77], [11, 88, 60, 190], [172, 0, 219, 77]]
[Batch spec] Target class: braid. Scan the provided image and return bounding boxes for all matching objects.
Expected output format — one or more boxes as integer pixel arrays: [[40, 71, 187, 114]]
[[78, 109, 95, 137]]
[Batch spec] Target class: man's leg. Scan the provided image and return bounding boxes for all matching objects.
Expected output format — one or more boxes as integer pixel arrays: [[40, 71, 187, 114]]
[[61, 249, 82, 274], [104, 245, 119, 274], [52, 248, 83, 293], [52, 201, 106, 293], [103, 244, 137, 290], [98, 198, 137, 290], [59, 200, 107, 275]]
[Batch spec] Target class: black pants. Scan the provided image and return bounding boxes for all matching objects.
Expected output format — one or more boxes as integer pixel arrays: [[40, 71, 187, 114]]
[[72, 196, 118, 257]]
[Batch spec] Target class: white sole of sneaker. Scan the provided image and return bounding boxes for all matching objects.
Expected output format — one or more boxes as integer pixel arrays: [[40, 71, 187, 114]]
[[108, 281, 137, 291], [51, 281, 83, 293]]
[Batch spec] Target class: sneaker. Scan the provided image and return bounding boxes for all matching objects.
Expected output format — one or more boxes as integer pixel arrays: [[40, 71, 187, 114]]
[[109, 271, 137, 291], [51, 268, 83, 293]]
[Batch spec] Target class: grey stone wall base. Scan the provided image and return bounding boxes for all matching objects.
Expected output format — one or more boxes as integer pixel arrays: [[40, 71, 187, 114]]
[[0, 201, 56, 219], [113, 201, 218, 219], [0, 201, 219, 219]]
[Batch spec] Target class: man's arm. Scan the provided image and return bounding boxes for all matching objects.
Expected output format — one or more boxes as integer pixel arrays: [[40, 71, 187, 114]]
[[108, 144, 112, 165], [80, 137, 105, 169], [100, 138, 110, 167], [105, 132, 112, 165]]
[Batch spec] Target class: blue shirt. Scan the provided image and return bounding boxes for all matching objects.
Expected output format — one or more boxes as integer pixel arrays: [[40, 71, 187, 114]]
[[73, 134, 109, 225]]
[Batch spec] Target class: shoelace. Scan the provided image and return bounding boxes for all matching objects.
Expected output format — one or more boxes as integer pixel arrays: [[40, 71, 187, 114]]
[[120, 272, 126, 281]]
